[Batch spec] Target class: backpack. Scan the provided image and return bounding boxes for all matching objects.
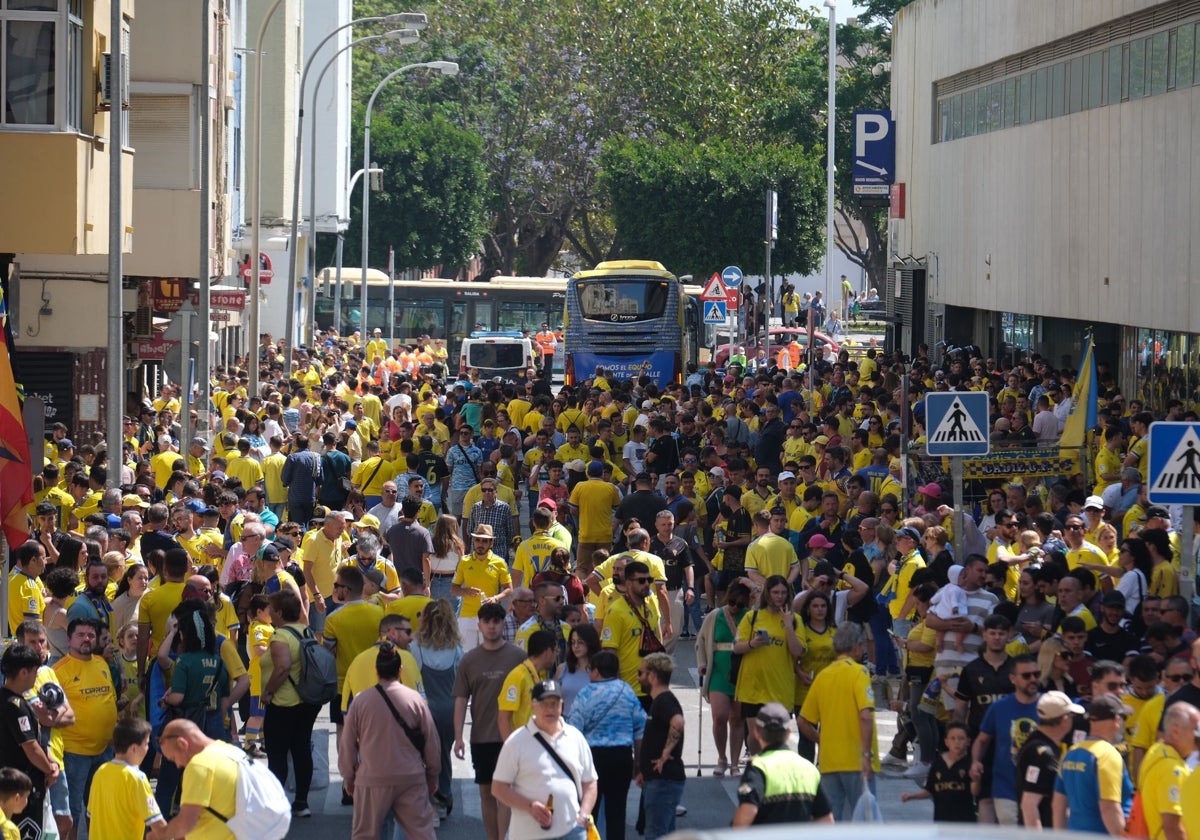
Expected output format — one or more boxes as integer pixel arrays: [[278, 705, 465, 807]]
[[280, 625, 338, 705], [206, 752, 292, 840]]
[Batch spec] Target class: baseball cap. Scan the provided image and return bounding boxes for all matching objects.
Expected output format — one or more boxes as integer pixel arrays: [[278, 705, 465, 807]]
[[157, 434, 173, 447], [192, 437, 210, 451], [1083, 495, 1105, 511], [754, 702, 792, 733], [362, 568, 387, 589], [896, 526, 922, 542], [345, 419, 358, 429], [807, 533, 835, 549], [777, 471, 796, 483], [565, 460, 586, 473], [537, 498, 557, 511], [641, 400, 655, 410], [531, 679, 564, 701], [1037, 691, 1085, 719], [1101, 590, 1127, 608], [587, 462, 604, 477], [708, 467, 726, 479], [917, 482, 942, 500], [812, 434, 830, 446], [1145, 505, 1170, 519], [1086, 694, 1133, 720], [353, 514, 381, 531], [121, 494, 150, 509], [57, 439, 74, 450]]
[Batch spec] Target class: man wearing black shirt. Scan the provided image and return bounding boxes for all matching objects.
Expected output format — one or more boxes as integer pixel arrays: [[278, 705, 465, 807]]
[[1015, 691, 1082, 829], [650, 511, 696, 649], [1088, 591, 1141, 664], [616, 473, 668, 537], [753, 403, 786, 475], [951, 614, 1014, 818], [1, 645, 57, 833], [637, 653, 686, 840], [1162, 638, 1200, 719], [644, 418, 681, 480]]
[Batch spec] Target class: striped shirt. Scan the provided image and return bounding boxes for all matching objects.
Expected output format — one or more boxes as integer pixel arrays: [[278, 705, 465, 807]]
[[934, 587, 999, 673]]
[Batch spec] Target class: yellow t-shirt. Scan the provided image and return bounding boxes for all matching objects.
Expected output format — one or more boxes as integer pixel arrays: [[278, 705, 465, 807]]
[[177, 530, 224, 569], [733, 608, 801, 706], [385, 595, 433, 635], [745, 534, 798, 580], [339, 558, 401, 594], [224, 454, 264, 488], [1138, 743, 1189, 839], [9, 568, 44, 635], [179, 740, 243, 839], [247, 620, 274, 697], [138, 581, 186, 652], [340, 644, 422, 710], [599, 595, 661, 696], [796, 621, 837, 707], [498, 658, 547, 730], [885, 550, 925, 620], [323, 600, 385, 689], [1180, 760, 1200, 840], [569, 479, 620, 544], [52, 655, 118, 756], [213, 595, 239, 640], [88, 759, 162, 839], [303, 530, 345, 599], [512, 532, 566, 585], [798, 656, 880, 774], [150, 450, 183, 491], [451, 554, 512, 618], [1130, 692, 1166, 752], [1151, 562, 1180, 597]]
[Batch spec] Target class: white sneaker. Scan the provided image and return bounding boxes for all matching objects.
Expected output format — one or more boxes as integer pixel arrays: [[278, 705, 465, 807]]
[[903, 761, 931, 779], [881, 753, 908, 769], [675, 804, 687, 817]]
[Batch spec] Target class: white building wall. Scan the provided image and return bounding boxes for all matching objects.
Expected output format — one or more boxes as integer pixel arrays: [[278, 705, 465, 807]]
[[891, 0, 1200, 333], [302, 0, 352, 234]]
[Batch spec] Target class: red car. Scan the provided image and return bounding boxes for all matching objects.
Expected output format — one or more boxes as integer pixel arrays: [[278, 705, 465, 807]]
[[714, 328, 840, 367]]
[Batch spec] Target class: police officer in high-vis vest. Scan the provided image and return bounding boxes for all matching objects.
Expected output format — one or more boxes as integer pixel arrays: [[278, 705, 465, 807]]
[[732, 703, 834, 826]]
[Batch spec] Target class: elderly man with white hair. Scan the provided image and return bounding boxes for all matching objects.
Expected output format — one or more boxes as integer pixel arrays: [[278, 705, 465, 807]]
[[301, 510, 348, 634]]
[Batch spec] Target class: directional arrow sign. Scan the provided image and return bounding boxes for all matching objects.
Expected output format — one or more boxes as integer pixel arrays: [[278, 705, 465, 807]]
[[703, 300, 727, 324], [701, 274, 728, 301], [856, 161, 889, 177], [721, 266, 743, 288]]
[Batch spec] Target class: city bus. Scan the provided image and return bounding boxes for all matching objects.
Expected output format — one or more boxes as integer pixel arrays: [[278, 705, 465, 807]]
[[313, 271, 566, 375], [564, 260, 701, 387]]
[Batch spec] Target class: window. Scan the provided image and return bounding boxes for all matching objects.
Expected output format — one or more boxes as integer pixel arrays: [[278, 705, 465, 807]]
[[1106, 45, 1123, 105], [1129, 38, 1146, 99], [961, 89, 975, 136], [1068, 56, 1083, 113], [575, 280, 670, 323], [1002, 78, 1016, 127], [1033, 68, 1048, 121], [1, 0, 85, 129], [985, 82, 1002, 132], [128, 94, 195, 189], [1148, 30, 1169, 95], [950, 94, 962, 139], [1050, 61, 1066, 116], [938, 98, 950, 142], [1018, 73, 1032, 124], [1086, 50, 1104, 109]]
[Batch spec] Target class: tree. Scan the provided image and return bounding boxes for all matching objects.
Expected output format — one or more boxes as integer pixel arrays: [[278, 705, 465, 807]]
[[601, 137, 824, 279]]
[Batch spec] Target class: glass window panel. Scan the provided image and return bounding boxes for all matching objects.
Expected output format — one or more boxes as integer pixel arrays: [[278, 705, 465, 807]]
[[938, 99, 950, 142], [1107, 45, 1124, 104], [7, 0, 59, 10], [986, 82, 1002, 131], [1130, 38, 1146, 99], [1033, 68, 1048, 121], [1177, 23, 1195, 89], [1068, 57, 1084, 113], [498, 301, 560, 333], [1149, 30, 1168, 95], [1087, 50, 1104, 109], [1018, 73, 1032, 123], [1050, 62, 1067, 116], [395, 298, 448, 341], [1002, 78, 1016, 127], [5, 19, 56, 125], [975, 87, 988, 134], [962, 89, 976, 136], [66, 18, 82, 129], [1169, 29, 1178, 90], [950, 94, 962, 139]]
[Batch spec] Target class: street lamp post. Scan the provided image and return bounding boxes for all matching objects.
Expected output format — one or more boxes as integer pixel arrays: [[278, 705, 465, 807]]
[[824, 0, 837, 324], [305, 33, 414, 348], [332, 165, 382, 333], [360, 61, 459, 339], [284, 15, 424, 359]]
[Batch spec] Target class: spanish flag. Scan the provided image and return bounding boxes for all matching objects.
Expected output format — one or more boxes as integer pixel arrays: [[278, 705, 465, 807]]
[[1060, 333, 1097, 452], [0, 283, 32, 548]]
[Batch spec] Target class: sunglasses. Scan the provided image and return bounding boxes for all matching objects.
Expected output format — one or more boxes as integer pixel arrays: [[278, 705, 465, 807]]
[[630, 576, 651, 584], [1017, 671, 1041, 680], [1164, 673, 1194, 683], [1065, 525, 1083, 531]]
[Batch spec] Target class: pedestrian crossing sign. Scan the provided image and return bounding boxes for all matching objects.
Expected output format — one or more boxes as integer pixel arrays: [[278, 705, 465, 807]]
[[925, 392, 990, 456], [703, 300, 727, 324], [1147, 422, 1200, 503]]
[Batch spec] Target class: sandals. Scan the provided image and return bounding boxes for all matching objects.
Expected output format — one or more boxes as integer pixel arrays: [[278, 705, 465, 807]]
[[714, 759, 729, 777]]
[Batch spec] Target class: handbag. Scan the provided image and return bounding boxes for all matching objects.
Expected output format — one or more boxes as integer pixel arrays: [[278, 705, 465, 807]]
[[725, 608, 754, 685], [375, 684, 427, 755], [533, 731, 598, 839]]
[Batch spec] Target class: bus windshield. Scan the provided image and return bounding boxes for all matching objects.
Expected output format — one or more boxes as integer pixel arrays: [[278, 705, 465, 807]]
[[574, 280, 670, 323]]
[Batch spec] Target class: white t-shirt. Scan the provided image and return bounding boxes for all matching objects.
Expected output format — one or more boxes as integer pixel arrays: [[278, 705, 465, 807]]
[[622, 441, 647, 473]]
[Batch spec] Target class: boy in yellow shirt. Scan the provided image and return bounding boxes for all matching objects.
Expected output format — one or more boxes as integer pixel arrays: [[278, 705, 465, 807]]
[[244, 594, 274, 756], [0, 768, 32, 840], [87, 717, 167, 840]]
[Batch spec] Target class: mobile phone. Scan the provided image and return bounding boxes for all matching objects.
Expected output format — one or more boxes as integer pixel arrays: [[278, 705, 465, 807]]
[[756, 629, 770, 642]]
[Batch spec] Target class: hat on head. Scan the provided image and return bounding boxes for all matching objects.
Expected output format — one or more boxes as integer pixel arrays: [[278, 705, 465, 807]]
[[807, 533, 835, 550], [157, 434, 173, 447], [777, 471, 796, 483], [470, 524, 496, 540], [1038, 690, 1085, 719], [754, 702, 792, 733], [344, 419, 357, 429], [812, 434, 830, 446], [1145, 505, 1170, 519], [1087, 694, 1133, 720], [565, 459, 586, 473], [1083, 495, 1105, 511], [362, 568, 387, 589], [897, 526, 922, 542], [192, 437, 210, 450], [641, 400, 655, 410], [947, 564, 963, 586], [587, 462, 604, 477], [353, 514, 381, 531], [708, 466, 726, 479], [531, 679, 564, 702], [121, 494, 150, 509], [917, 482, 942, 500], [536, 498, 557, 511], [185, 499, 207, 514], [1101, 590, 1127, 608], [57, 439, 74, 450]]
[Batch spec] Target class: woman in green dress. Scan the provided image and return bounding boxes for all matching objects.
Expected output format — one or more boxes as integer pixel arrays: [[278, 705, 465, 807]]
[[696, 581, 752, 777]]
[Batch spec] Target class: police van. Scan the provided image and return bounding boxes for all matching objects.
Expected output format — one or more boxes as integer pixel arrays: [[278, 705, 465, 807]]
[[457, 331, 536, 382]]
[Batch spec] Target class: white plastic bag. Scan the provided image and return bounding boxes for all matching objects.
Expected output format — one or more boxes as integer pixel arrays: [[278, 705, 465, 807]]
[[851, 775, 883, 823]]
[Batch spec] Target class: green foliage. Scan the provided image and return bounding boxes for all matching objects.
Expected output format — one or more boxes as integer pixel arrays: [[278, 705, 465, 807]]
[[601, 137, 824, 280]]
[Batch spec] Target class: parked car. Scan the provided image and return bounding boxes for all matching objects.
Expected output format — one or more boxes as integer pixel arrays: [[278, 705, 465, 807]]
[[714, 328, 840, 367]]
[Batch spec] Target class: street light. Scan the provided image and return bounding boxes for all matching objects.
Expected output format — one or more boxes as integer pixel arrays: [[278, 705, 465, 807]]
[[249, 5, 427, 393], [332, 165, 383, 333], [303, 31, 418, 349], [285, 22, 422, 358], [360, 60, 459, 340], [824, 0, 837, 325]]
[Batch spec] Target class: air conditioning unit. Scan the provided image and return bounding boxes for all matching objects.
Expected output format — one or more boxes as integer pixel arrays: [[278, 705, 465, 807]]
[[133, 305, 154, 340], [99, 52, 130, 110]]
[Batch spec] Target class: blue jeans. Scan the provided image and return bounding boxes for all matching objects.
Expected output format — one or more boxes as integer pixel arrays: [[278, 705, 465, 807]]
[[870, 610, 900, 675], [65, 748, 112, 822], [642, 778, 685, 840], [822, 771, 876, 822], [430, 575, 461, 616]]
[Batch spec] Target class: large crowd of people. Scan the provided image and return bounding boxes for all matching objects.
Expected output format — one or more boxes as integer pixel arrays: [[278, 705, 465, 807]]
[[4, 325, 1200, 840]]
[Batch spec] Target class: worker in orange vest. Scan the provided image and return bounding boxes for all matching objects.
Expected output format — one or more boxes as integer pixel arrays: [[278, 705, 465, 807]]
[[534, 322, 557, 378]]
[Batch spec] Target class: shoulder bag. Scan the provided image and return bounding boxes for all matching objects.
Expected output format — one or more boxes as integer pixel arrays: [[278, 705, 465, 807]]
[[533, 732, 601, 840], [375, 683, 427, 755]]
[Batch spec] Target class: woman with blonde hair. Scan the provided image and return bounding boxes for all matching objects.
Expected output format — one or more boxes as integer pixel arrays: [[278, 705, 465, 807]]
[[430, 513, 466, 614], [1036, 636, 1077, 696], [412, 598, 463, 819]]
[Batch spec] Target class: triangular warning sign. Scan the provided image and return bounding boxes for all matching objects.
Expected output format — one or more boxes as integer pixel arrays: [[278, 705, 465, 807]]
[[929, 397, 986, 445], [704, 301, 725, 321], [701, 274, 727, 300], [1151, 426, 1200, 494]]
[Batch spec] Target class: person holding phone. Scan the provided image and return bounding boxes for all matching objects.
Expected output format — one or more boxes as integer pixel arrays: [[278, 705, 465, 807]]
[[733, 575, 805, 751]]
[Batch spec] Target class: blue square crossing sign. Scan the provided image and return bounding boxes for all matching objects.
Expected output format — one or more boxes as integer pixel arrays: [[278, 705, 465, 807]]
[[925, 392, 990, 456], [1147, 421, 1200, 504]]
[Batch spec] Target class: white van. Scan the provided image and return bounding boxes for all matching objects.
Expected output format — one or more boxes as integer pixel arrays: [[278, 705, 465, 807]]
[[457, 331, 536, 382]]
